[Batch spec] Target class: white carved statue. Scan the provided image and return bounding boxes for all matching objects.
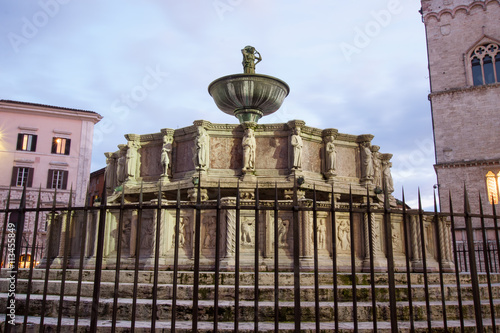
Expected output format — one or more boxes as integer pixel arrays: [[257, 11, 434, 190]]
[[361, 142, 374, 180], [318, 219, 327, 249], [116, 147, 126, 184], [161, 136, 171, 176], [325, 136, 336, 172], [241, 220, 252, 245], [126, 141, 139, 180], [242, 128, 256, 171], [372, 146, 382, 188], [291, 127, 303, 169], [338, 220, 350, 251], [383, 161, 395, 194], [104, 152, 117, 189], [196, 127, 209, 170]]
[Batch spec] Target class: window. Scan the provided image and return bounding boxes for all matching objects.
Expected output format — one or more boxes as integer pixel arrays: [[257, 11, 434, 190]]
[[10, 167, 34, 187], [16, 133, 37, 152], [47, 169, 68, 190], [486, 171, 500, 204], [51, 137, 71, 155], [470, 43, 500, 86]]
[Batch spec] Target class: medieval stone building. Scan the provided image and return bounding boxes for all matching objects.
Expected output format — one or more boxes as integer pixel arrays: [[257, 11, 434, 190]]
[[421, 0, 500, 213]]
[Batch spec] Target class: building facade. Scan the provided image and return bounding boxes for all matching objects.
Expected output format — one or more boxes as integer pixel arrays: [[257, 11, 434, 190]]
[[0, 100, 101, 257], [421, 0, 500, 213]]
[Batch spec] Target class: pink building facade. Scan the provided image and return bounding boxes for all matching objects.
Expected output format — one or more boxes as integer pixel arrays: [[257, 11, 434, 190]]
[[0, 100, 101, 257]]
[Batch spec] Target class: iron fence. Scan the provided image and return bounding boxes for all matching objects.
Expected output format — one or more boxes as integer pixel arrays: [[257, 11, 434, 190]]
[[0, 182, 499, 332]]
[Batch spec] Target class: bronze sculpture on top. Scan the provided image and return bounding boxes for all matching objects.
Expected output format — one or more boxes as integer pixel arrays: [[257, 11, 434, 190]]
[[208, 46, 290, 123]]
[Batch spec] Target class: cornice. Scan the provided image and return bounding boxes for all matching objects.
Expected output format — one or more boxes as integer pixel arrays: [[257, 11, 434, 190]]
[[423, 0, 500, 23], [429, 82, 500, 98], [434, 158, 500, 169]]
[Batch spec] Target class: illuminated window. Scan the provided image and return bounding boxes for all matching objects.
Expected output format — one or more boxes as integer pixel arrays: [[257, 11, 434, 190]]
[[47, 169, 68, 189], [11, 167, 34, 187], [486, 171, 500, 204], [471, 43, 500, 86], [16, 133, 37, 152], [51, 137, 71, 155]]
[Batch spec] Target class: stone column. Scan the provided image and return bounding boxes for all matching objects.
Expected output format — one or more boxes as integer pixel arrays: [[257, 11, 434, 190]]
[[410, 214, 424, 272], [362, 211, 387, 272], [438, 216, 455, 272], [51, 211, 71, 268], [144, 199, 168, 270]]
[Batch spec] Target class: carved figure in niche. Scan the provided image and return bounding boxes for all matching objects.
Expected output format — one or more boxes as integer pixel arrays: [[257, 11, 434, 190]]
[[391, 223, 400, 249], [291, 127, 303, 169], [383, 161, 394, 194], [337, 220, 350, 251], [278, 218, 289, 247], [241, 220, 252, 245], [126, 141, 139, 180], [195, 127, 209, 170], [371, 146, 382, 188], [318, 219, 327, 249], [242, 128, 256, 171], [203, 216, 216, 249], [361, 142, 374, 180], [325, 136, 336, 172], [116, 147, 126, 184], [241, 45, 262, 74], [171, 217, 186, 249], [161, 135, 171, 176]]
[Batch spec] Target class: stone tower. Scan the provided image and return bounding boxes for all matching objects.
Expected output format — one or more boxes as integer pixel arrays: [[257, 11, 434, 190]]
[[421, 0, 500, 212]]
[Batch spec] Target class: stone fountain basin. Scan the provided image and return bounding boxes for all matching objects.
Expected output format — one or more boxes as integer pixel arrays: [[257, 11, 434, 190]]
[[208, 74, 290, 119]]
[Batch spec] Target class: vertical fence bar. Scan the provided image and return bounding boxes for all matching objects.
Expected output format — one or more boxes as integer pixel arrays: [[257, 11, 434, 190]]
[[330, 184, 339, 332], [5, 184, 26, 333], [433, 191, 448, 332], [235, 181, 241, 333], [448, 193, 465, 332], [401, 190, 414, 333], [151, 182, 163, 331], [292, 177, 301, 332], [313, 185, 320, 332], [417, 190, 431, 331], [383, 187, 398, 333], [111, 190, 126, 332], [192, 175, 202, 332], [40, 188, 59, 331], [274, 183, 279, 332], [312, 186, 320, 332], [479, 195, 496, 331], [171, 185, 181, 333], [492, 199, 500, 275], [90, 180, 108, 332], [130, 183, 144, 332], [74, 190, 90, 331], [464, 188, 484, 332], [213, 183, 222, 332], [365, 187, 377, 331], [57, 188, 74, 333], [22, 187, 42, 333], [349, 187, 358, 332], [0, 187, 12, 274], [254, 182, 260, 333]]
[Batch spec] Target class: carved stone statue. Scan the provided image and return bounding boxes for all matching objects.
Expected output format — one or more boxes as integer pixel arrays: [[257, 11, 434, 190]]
[[383, 161, 395, 194], [204, 216, 216, 249], [361, 142, 374, 180], [291, 127, 303, 169], [126, 141, 139, 181], [278, 218, 289, 247], [195, 127, 209, 170], [318, 219, 327, 249], [116, 145, 127, 184], [241, 45, 262, 74], [372, 146, 382, 188], [338, 220, 350, 251], [161, 135, 171, 177], [104, 152, 117, 190], [171, 216, 186, 249], [241, 220, 252, 245], [242, 128, 256, 171], [325, 136, 336, 172]]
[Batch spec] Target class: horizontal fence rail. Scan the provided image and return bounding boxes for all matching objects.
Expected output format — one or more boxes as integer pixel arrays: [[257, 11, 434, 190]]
[[1, 182, 500, 332]]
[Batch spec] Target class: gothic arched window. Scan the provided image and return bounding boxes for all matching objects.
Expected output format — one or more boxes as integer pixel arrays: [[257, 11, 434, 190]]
[[486, 171, 500, 205], [470, 43, 500, 86]]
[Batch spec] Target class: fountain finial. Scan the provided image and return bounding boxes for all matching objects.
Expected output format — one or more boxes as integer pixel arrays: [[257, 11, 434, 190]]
[[241, 45, 262, 74]]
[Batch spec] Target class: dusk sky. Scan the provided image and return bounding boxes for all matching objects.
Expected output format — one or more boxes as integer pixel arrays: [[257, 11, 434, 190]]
[[0, 1, 437, 209]]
